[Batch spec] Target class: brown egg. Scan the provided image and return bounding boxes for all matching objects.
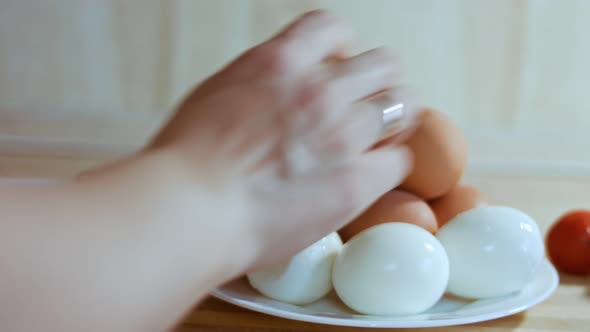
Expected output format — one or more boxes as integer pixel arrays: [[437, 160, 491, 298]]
[[339, 190, 437, 242], [429, 185, 487, 228], [399, 109, 467, 200]]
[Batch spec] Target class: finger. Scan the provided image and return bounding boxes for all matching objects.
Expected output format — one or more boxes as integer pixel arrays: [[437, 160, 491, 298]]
[[302, 146, 412, 234], [251, 146, 412, 261], [327, 48, 398, 104], [370, 90, 424, 149], [271, 10, 352, 69], [181, 11, 353, 96], [191, 10, 350, 91], [303, 100, 384, 163], [289, 48, 396, 138]]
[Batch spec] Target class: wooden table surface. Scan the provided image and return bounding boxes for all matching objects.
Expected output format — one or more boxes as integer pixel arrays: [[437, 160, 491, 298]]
[[1, 155, 588, 332]]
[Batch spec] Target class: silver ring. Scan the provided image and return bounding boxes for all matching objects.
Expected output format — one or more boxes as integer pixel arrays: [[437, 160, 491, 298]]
[[369, 91, 418, 138]]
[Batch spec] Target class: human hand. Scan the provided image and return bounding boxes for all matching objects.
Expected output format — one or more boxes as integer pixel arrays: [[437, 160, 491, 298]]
[[148, 10, 414, 269]]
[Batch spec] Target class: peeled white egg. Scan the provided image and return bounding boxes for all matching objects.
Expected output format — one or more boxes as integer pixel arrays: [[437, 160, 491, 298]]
[[332, 223, 449, 315], [247, 232, 342, 305], [436, 206, 544, 299]]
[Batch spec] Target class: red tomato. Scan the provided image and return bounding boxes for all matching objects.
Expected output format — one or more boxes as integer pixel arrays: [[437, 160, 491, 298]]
[[546, 210, 590, 275]]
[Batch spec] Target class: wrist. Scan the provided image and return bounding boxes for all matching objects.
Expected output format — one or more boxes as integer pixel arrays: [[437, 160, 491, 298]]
[[76, 149, 258, 291]]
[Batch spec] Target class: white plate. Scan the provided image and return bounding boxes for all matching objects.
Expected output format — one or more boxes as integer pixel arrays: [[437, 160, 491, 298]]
[[212, 260, 558, 328]]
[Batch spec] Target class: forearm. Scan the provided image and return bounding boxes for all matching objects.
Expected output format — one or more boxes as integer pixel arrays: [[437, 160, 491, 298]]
[[0, 152, 255, 331]]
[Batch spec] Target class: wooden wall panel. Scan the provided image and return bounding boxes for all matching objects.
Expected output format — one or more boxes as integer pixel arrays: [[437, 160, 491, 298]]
[[0, 0, 170, 114], [168, 0, 254, 104], [0, 0, 589, 172], [169, 0, 526, 127], [515, 0, 590, 130]]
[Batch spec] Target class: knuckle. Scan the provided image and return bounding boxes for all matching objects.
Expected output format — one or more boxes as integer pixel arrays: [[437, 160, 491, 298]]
[[290, 10, 349, 43], [299, 9, 337, 26], [297, 79, 337, 111], [324, 131, 355, 156], [250, 41, 293, 76], [282, 80, 334, 135], [294, 80, 336, 125], [309, 10, 343, 31]]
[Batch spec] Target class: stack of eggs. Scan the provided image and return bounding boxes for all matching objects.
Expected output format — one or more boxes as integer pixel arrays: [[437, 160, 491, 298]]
[[247, 109, 546, 315]]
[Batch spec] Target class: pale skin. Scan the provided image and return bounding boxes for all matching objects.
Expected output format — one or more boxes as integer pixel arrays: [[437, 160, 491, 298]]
[[0, 11, 412, 332]]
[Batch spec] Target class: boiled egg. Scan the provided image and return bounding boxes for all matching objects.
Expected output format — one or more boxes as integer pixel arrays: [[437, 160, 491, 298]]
[[399, 109, 467, 200], [429, 184, 487, 227], [332, 223, 449, 315], [247, 232, 342, 305], [436, 206, 544, 299], [339, 190, 437, 242]]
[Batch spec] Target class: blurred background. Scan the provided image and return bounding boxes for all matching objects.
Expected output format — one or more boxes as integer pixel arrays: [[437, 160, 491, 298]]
[[1, 0, 589, 176]]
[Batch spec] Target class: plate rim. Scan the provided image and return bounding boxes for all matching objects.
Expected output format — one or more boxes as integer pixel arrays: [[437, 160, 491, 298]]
[[210, 260, 559, 328]]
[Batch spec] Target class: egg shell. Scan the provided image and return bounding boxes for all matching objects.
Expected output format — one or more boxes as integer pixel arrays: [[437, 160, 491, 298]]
[[436, 206, 545, 299], [429, 185, 487, 227], [339, 190, 437, 242], [333, 222, 449, 315], [247, 232, 342, 305], [399, 109, 468, 200]]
